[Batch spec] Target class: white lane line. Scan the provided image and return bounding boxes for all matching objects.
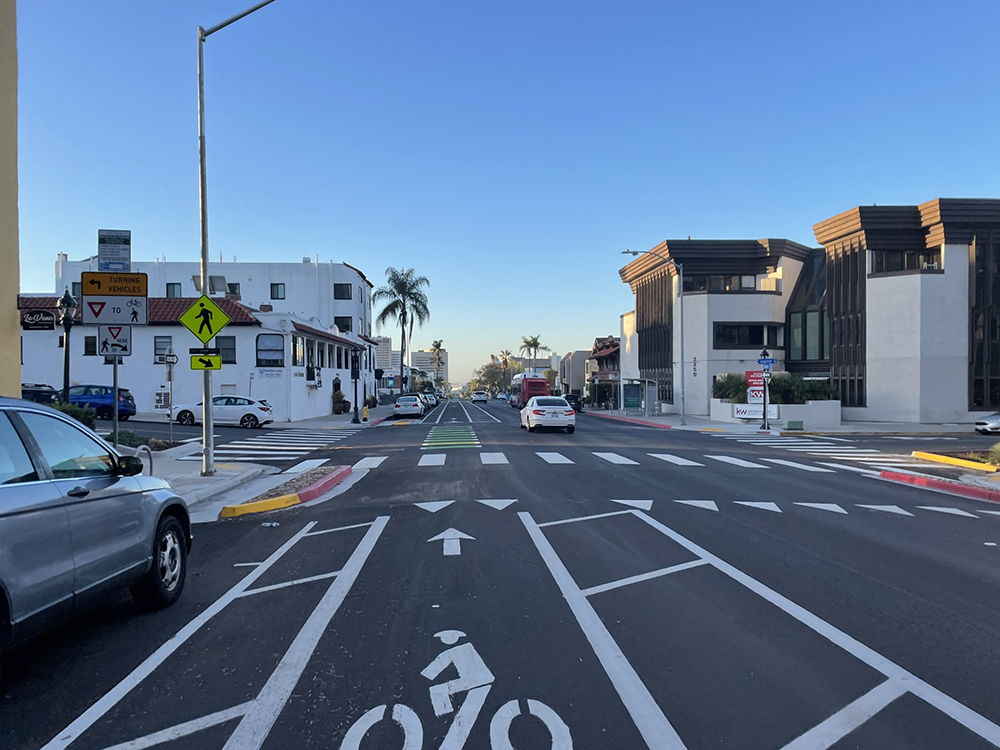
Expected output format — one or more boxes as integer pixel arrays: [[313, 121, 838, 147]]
[[283, 459, 328, 474], [222, 517, 390, 750], [304, 521, 375, 537], [457, 399, 473, 423], [435, 400, 448, 424], [519, 512, 687, 749], [581, 560, 710, 597], [593, 452, 639, 465], [648, 454, 705, 467], [705, 455, 769, 469], [734, 501, 783, 513], [471, 403, 502, 423], [537, 510, 633, 528], [815, 463, 881, 475], [418, 454, 447, 467], [239, 571, 341, 598], [857, 505, 914, 516], [917, 506, 979, 518], [780, 679, 907, 750], [353, 456, 388, 470], [480, 452, 509, 464], [100, 702, 255, 750], [40, 522, 320, 750], [630, 510, 1000, 746], [537, 452, 575, 464], [794, 502, 848, 514], [761, 459, 835, 473]]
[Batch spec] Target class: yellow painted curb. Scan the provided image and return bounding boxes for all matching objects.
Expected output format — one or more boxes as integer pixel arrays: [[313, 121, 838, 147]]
[[911, 451, 998, 473], [220, 492, 302, 518], [700, 428, 725, 432]]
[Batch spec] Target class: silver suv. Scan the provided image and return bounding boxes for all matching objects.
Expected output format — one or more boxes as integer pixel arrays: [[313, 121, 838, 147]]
[[0, 398, 191, 669]]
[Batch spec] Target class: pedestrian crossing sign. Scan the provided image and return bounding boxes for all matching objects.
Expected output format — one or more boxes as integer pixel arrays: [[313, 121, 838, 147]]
[[179, 295, 231, 344]]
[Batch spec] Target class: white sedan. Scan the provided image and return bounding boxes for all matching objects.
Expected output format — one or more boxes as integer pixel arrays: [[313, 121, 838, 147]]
[[520, 396, 576, 434], [394, 395, 425, 418], [471, 391, 489, 404], [172, 395, 274, 428]]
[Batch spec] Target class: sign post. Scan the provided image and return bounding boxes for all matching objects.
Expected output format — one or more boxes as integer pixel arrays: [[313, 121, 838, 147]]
[[756, 350, 777, 431], [165, 350, 178, 447]]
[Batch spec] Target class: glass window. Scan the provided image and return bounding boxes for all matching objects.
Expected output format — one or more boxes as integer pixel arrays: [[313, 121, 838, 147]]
[[334, 316, 352, 333], [216, 335, 236, 364], [292, 336, 305, 367], [256, 334, 285, 367], [227, 282, 241, 295], [306, 340, 315, 366], [806, 311, 820, 360], [334, 283, 352, 300], [708, 276, 725, 292], [318, 344, 326, 368], [0, 414, 38, 484], [789, 312, 803, 360], [166, 283, 182, 298], [68, 386, 85, 397], [714, 325, 738, 348], [71, 282, 82, 298], [84, 336, 97, 356], [154, 336, 172, 362], [741, 275, 756, 290], [337, 346, 343, 369], [270, 283, 285, 300], [21, 412, 115, 479], [823, 314, 830, 360]]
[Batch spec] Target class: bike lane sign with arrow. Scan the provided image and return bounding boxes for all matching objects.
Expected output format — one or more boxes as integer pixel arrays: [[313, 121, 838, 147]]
[[179, 295, 231, 345]]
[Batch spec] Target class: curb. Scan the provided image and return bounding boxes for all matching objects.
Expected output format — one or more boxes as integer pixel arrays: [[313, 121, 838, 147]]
[[910, 451, 998, 473], [184, 465, 266, 505], [581, 413, 672, 429], [219, 465, 352, 518], [879, 470, 1000, 504]]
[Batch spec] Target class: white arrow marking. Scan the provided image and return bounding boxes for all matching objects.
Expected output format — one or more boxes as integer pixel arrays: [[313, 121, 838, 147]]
[[856, 504, 914, 516], [795, 502, 848, 514], [416, 501, 456, 513], [476, 499, 517, 510], [675, 500, 719, 511], [428, 528, 475, 556], [734, 501, 782, 513], [610, 499, 653, 510]]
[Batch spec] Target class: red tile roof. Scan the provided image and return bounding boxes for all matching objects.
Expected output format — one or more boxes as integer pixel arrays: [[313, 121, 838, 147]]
[[19, 296, 260, 325]]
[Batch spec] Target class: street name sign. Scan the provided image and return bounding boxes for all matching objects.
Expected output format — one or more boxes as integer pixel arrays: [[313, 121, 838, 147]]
[[98, 325, 132, 356], [179, 296, 231, 344], [82, 296, 147, 325], [82, 272, 147, 297], [189, 347, 221, 355], [97, 230, 131, 272], [757, 357, 777, 365], [190, 355, 222, 370]]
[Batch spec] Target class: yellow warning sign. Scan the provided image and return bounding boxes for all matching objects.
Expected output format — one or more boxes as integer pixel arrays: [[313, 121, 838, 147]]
[[179, 296, 231, 344], [190, 355, 222, 370]]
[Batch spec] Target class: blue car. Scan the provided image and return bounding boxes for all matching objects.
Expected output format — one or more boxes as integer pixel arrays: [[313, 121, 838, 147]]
[[67, 385, 137, 421]]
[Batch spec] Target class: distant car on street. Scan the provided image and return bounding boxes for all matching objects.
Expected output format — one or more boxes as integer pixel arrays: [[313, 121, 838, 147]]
[[520, 396, 576, 434], [974, 412, 1000, 434], [67, 385, 137, 421], [20, 383, 59, 405], [496, 393, 509, 401], [171, 395, 273, 428], [562, 394, 583, 412], [471, 391, 489, 404], [394, 395, 425, 418]]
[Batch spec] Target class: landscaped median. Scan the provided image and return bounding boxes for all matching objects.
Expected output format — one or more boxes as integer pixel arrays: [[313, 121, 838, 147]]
[[219, 465, 352, 518], [910, 450, 999, 473]]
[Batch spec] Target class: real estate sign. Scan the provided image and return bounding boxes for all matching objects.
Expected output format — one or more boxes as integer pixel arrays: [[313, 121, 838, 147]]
[[746, 370, 764, 404]]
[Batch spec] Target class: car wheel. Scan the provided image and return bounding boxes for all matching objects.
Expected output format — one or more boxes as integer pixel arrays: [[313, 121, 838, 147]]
[[97, 406, 113, 421], [240, 414, 259, 429], [131, 516, 187, 611], [178, 411, 195, 426], [528, 423, 535, 433], [567, 425, 575, 434]]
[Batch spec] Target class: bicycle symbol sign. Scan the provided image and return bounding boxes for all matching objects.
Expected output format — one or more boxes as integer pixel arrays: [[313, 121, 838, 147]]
[[341, 629, 572, 749]]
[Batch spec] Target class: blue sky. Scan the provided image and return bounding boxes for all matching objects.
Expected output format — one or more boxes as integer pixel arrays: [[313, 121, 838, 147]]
[[17, 0, 1000, 382]]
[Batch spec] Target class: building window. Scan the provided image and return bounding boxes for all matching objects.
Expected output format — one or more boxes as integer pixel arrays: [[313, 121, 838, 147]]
[[227, 283, 241, 295], [334, 283, 352, 300], [256, 334, 284, 367], [806, 311, 821, 361], [334, 316, 352, 333], [683, 275, 761, 293], [713, 323, 779, 349], [71, 282, 82, 298], [270, 283, 285, 300], [871, 249, 941, 275], [166, 283, 182, 298], [292, 335, 304, 367], [337, 346, 343, 369], [218, 335, 236, 364], [306, 339, 315, 366], [84, 336, 97, 356], [789, 313, 803, 360], [154, 336, 173, 363], [318, 344, 326, 368]]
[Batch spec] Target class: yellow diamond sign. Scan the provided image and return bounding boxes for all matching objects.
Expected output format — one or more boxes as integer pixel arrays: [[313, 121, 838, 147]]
[[179, 296, 231, 344]]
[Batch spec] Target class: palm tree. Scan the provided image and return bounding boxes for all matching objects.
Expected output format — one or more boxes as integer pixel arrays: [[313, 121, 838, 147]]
[[520, 335, 549, 374], [498, 349, 513, 392], [429, 340, 444, 384], [373, 267, 430, 397]]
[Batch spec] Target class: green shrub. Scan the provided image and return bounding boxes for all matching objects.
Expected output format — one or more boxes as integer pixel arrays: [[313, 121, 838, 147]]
[[712, 373, 835, 405], [988, 443, 1000, 466], [52, 402, 96, 429]]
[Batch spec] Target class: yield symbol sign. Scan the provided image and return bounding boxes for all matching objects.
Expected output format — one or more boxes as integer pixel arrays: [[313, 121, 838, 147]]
[[428, 528, 475, 556], [87, 301, 106, 318], [108, 326, 122, 339]]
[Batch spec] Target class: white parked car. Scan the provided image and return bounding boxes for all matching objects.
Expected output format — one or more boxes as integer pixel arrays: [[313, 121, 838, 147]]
[[471, 391, 489, 404], [975, 412, 1000, 434], [394, 395, 425, 418], [424, 393, 438, 407], [171, 396, 274, 428], [520, 396, 576, 434]]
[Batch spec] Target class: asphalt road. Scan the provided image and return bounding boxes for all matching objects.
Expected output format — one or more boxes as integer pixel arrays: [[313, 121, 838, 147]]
[[6, 400, 1000, 749]]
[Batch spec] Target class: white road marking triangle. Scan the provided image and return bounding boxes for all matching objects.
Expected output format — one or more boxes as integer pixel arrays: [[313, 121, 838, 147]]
[[734, 501, 782, 513], [857, 504, 913, 516], [917, 506, 979, 518], [610, 499, 653, 510], [795, 502, 848, 514], [675, 500, 718, 511], [415, 501, 456, 513], [978, 510, 1000, 517], [476, 499, 517, 510]]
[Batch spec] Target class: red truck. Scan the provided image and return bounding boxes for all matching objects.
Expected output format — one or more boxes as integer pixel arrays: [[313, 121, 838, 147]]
[[510, 373, 551, 409]]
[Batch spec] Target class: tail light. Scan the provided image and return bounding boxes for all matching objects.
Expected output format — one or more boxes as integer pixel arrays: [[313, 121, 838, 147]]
[[258, 406, 269, 412], [564, 409, 575, 416], [532, 409, 545, 415]]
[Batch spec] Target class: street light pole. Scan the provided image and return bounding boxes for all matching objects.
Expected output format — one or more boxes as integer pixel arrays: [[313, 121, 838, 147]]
[[197, 0, 277, 477], [56, 288, 77, 404]]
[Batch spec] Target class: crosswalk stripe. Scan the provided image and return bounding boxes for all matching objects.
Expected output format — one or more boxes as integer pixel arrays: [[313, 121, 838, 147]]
[[480, 453, 509, 465], [353, 456, 388, 470], [647, 454, 704, 467], [816, 463, 880, 475], [283, 459, 329, 474], [761, 459, 835, 473], [705, 455, 769, 469], [593, 452, 639, 465], [787, 448, 882, 453], [418, 454, 446, 467], [537, 452, 574, 464], [217, 445, 326, 452]]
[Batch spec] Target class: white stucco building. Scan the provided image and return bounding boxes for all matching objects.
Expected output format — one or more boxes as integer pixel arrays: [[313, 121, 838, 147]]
[[410, 348, 448, 383]]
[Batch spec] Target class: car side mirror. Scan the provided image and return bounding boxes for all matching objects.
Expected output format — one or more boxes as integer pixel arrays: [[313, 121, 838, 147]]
[[119, 454, 144, 476]]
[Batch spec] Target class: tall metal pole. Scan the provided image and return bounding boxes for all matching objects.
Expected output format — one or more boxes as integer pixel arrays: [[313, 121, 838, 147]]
[[112, 358, 119, 446], [676, 261, 686, 426], [197, 26, 215, 476], [61, 320, 71, 404]]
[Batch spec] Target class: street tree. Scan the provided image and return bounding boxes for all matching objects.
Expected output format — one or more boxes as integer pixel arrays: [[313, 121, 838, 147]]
[[519, 335, 549, 373], [373, 267, 430, 397], [430, 340, 444, 384]]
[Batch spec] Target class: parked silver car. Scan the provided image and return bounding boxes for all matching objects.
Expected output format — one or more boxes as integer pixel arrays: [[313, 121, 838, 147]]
[[975, 412, 1000, 434], [0, 398, 192, 671]]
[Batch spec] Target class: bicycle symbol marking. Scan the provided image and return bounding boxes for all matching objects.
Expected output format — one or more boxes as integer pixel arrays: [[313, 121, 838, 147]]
[[341, 629, 572, 750]]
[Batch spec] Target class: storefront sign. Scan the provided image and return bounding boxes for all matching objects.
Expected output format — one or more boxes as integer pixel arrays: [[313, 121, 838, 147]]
[[21, 310, 55, 330]]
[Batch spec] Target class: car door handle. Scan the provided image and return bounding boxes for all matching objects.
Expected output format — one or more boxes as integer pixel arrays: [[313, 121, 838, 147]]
[[67, 486, 91, 498]]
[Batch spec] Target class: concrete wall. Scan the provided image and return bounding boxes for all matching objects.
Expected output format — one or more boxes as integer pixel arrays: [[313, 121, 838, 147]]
[[709, 398, 841, 427], [0, 0, 19, 396]]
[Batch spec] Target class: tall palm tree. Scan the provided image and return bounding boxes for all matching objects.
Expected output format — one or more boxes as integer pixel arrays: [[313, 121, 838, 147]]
[[498, 349, 513, 391], [520, 335, 549, 373], [373, 267, 430, 397], [430, 340, 444, 384]]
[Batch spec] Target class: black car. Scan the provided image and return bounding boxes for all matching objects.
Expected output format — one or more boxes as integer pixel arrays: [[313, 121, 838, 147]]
[[20, 383, 59, 405], [563, 394, 583, 412]]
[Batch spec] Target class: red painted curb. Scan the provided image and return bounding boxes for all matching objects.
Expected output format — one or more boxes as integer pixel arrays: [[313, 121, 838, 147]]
[[368, 416, 387, 427], [297, 465, 352, 504], [580, 412, 672, 429], [879, 470, 1000, 504]]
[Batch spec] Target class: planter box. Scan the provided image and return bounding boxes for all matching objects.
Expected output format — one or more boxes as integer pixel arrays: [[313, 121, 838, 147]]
[[710, 398, 841, 428]]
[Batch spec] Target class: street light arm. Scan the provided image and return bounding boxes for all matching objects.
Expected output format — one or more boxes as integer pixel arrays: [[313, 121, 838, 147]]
[[203, 0, 278, 38]]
